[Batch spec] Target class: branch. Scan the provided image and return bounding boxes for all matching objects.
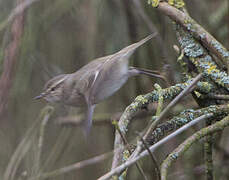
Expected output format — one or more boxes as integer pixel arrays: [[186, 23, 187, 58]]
[[147, 104, 229, 144], [201, 94, 229, 100], [112, 120, 149, 180], [29, 152, 112, 180], [160, 115, 229, 180], [144, 73, 202, 139], [99, 114, 213, 180], [139, 134, 161, 180], [175, 26, 229, 92], [204, 118, 214, 180], [129, 74, 202, 163], [156, 1, 229, 66], [111, 79, 213, 169]]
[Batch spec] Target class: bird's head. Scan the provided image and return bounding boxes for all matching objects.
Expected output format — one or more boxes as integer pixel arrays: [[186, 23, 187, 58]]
[[34, 74, 68, 103]]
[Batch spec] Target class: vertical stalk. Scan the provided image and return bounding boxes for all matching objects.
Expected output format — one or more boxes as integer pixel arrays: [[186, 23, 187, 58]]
[[0, 0, 25, 118], [204, 119, 214, 180]]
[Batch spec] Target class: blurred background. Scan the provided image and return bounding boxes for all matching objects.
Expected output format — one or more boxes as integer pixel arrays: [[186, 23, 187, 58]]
[[0, 0, 228, 179]]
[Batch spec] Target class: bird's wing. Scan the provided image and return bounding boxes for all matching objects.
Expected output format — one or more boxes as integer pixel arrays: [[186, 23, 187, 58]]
[[88, 33, 156, 102]]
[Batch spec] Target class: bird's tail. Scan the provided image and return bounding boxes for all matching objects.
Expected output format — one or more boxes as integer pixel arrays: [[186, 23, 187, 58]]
[[116, 32, 157, 59]]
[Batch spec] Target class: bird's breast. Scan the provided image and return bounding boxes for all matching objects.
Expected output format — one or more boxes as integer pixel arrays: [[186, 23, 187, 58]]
[[92, 74, 129, 104]]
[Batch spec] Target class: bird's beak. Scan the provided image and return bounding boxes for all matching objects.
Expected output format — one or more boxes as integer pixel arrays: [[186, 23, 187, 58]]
[[33, 93, 45, 100]]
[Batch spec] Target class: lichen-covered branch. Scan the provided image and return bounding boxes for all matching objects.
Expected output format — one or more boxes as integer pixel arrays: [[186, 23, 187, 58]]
[[160, 114, 229, 180], [143, 74, 202, 140], [154, 1, 229, 66], [110, 1, 229, 179], [147, 105, 229, 144], [111, 80, 214, 169], [99, 114, 212, 180], [112, 120, 148, 180], [128, 73, 202, 166], [147, 1, 229, 92], [176, 27, 229, 92]]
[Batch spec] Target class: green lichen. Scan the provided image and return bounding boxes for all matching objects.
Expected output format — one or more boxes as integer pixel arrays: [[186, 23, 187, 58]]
[[118, 80, 214, 147], [197, 82, 214, 93], [183, 18, 199, 34], [168, 0, 185, 8], [135, 95, 149, 104], [122, 150, 130, 162], [177, 50, 188, 72], [112, 119, 119, 129], [170, 152, 178, 160], [147, 0, 160, 7], [176, 27, 229, 91], [194, 91, 201, 98], [177, 32, 204, 58], [161, 115, 229, 180], [148, 105, 229, 144], [211, 40, 229, 59], [154, 84, 164, 116]]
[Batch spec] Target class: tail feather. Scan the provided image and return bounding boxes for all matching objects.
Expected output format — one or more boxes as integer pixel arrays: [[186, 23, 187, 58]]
[[83, 104, 95, 137], [134, 33, 157, 48], [116, 33, 157, 59]]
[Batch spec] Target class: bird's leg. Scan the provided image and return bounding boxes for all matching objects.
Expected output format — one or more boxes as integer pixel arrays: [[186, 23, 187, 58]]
[[128, 66, 167, 82]]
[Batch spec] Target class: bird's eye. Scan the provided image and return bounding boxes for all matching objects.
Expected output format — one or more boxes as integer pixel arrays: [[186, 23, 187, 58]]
[[51, 87, 55, 91]]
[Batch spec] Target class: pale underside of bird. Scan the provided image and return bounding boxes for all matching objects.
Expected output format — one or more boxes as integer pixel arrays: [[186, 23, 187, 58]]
[[35, 33, 165, 135]]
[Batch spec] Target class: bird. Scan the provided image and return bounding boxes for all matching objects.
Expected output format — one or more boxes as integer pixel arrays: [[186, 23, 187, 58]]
[[34, 33, 165, 135]]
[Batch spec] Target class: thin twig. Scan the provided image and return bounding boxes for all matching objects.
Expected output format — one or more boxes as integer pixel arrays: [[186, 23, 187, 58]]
[[204, 118, 214, 180], [113, 121, 149, 180], [111, 77, 211, 171], [130, 74, 202, 160], [98, 113, 212, 180], [202, 94, 229, 100], [3, 106, 54, 180], [160, 114, 229, 180], [139, 134, 161, 180], [29, 152, 112, 180], [144, 73, 202, 139], [34, 111, 51, 176], [148, 105, 229, 144]]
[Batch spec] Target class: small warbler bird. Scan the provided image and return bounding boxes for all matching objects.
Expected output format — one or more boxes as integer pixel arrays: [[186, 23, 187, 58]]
[[35, 33, 165, 135]]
